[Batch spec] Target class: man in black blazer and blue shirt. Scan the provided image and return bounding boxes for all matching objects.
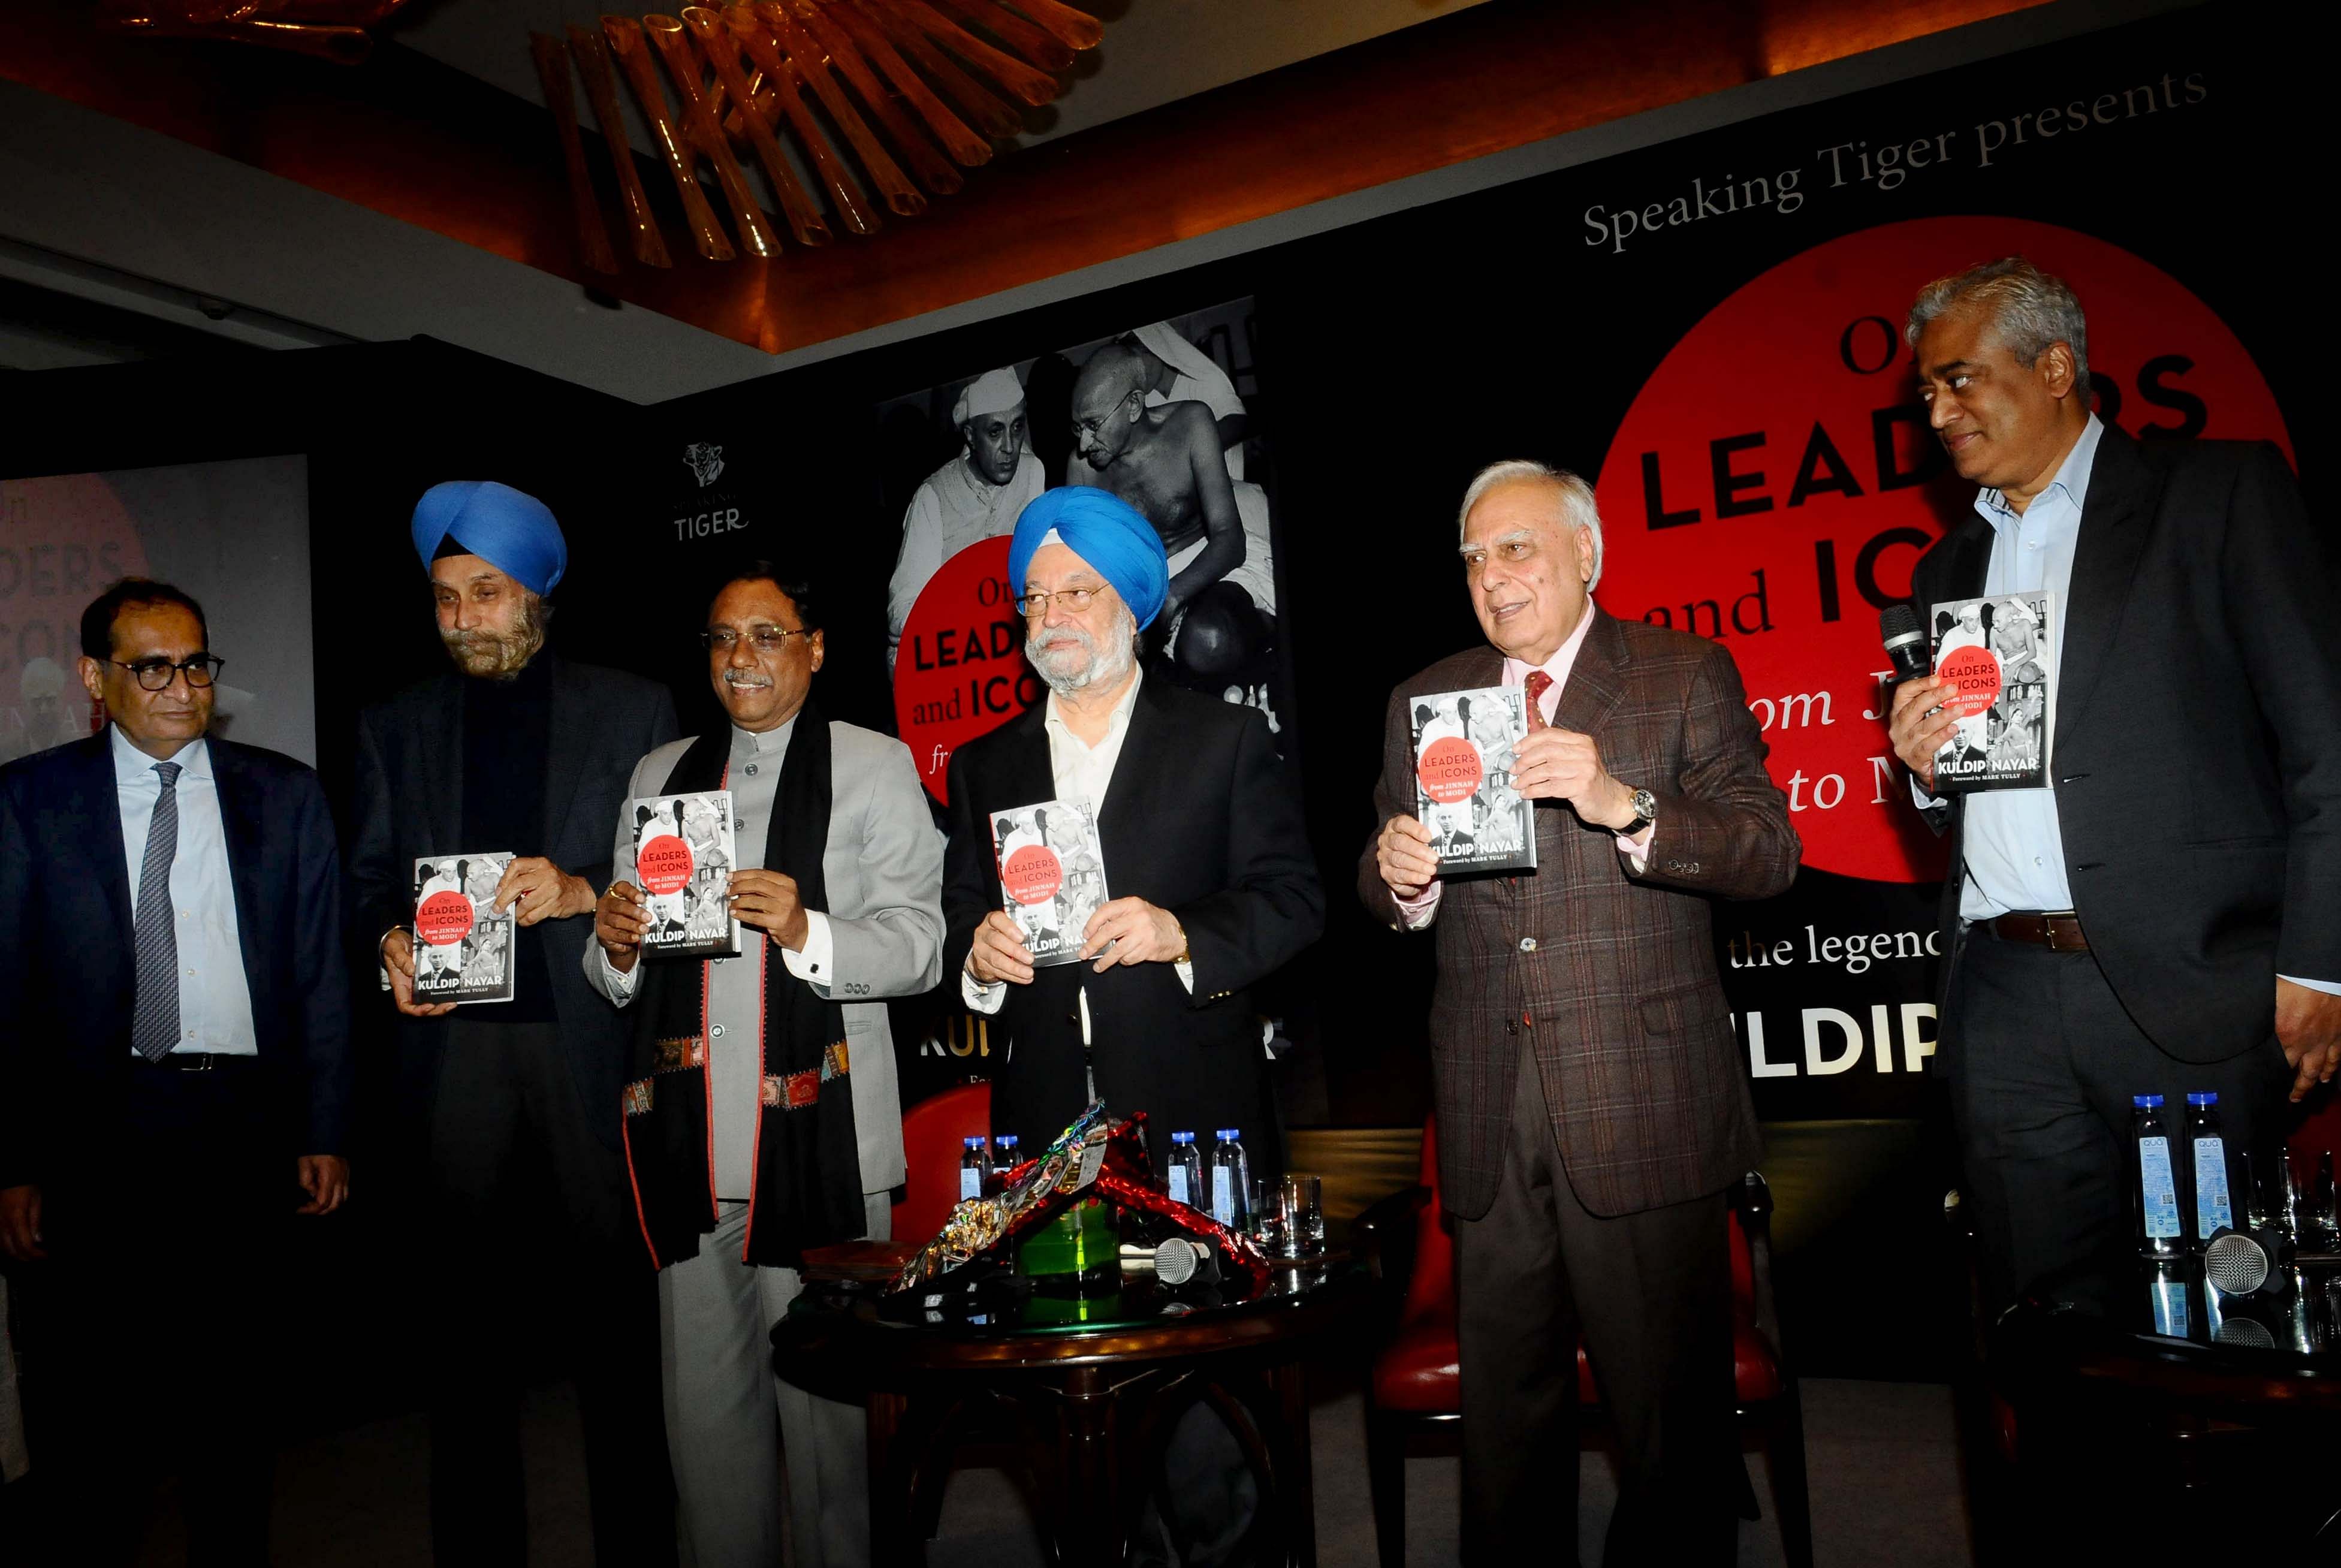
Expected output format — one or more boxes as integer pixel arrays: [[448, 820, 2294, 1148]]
[[348, 482, 678, 1565], [0, 578, 353, 1563], [1887, 258, 2341, 1311]]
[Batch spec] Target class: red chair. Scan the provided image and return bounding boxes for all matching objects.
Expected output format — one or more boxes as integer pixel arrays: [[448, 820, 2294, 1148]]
[[1352, 1116, 1812, 1568], [892, 1079, 991, 1246]]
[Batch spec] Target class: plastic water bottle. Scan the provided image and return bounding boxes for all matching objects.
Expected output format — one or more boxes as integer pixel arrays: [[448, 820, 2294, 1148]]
[[2185, 1091, 2232, 1250], [1167, 1131, 1202, 1207], [2132, 1095, 2183, 1261], [959, 1136, 990, 1201], [1209, 1129, 1250, 1230], [988, 1135, 1020, 1194], [2146, 1260, 2189, 1338]]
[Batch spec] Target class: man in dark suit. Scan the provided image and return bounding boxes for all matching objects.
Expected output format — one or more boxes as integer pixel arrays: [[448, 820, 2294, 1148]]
[[943, 487, 1322, 1173], [0, 578, 353, 1563], [348, 481, 678, 1565], [1363, 463, 1797, 1564], [1887, 257, 2340, 1311], [944, 488, 1322, 1567]]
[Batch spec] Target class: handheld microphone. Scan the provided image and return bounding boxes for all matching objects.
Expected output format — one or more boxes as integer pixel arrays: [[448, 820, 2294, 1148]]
[[1879, 604, 1931, 682], [1152, 1236, 1220, 1287]]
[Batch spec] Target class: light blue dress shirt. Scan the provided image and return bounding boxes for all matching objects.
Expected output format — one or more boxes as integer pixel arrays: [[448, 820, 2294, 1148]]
[[1956, 415, 2100, 922], [110, 725, 260, 1055]]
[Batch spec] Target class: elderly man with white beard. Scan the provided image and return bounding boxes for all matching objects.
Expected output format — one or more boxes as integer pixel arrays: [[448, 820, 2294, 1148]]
[[941, 486, 1321, 1567]]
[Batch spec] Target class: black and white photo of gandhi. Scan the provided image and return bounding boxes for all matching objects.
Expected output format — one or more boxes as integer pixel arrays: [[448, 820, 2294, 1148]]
[[878, 299, 1292, 734]]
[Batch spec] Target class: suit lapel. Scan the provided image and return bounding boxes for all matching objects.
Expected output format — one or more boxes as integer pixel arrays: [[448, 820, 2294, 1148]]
[[207, 739, 271, 1006], [1550, 609, 1628, 740], [1097, 677, 1173, 847], [72, 735, 136, 948], [426, 673, 463, 852], [2055, 424, 2156, 736], [992, 701, 1056, 813], [542, 655, 592, 854], [1939, 517, 1993, 605]]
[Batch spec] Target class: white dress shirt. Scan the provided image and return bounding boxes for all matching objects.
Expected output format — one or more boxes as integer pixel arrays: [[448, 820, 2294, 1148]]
[[1396, 605, 1652, 929], [963, 668, 1195, 1011], [111, 725, 258, 1055]]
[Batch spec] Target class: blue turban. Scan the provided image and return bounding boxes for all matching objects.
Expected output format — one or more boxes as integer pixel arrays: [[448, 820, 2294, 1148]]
[[411, 480, 568, 596], [1008, 487, 1169, 631]]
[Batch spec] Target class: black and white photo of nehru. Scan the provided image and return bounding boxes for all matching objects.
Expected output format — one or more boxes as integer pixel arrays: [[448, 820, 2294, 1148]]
[[877, 298, 1292, 737]]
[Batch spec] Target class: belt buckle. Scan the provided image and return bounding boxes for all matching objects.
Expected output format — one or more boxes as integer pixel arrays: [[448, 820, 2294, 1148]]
[[180, 1052, 213, 1072], [2042, 915, 2079, 952]]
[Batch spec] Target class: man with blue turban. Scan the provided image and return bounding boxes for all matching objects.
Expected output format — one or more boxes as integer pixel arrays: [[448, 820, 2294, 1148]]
[[942, 486, 1324, 1564], [349, 480, 680, 1566]]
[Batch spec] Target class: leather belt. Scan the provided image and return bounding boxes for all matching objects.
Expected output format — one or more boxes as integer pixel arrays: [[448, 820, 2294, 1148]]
[[134, 1052, 260, 1072], [1986, 912, 2089, 952]]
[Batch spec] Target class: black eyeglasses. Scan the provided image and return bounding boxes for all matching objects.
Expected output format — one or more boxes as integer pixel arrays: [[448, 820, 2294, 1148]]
[[701, 627, 814, 654], [110, 656, 225, 691]]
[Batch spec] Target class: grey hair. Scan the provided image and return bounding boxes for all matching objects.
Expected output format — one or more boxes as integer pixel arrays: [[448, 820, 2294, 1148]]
[[1457, 460, 1606, 592], [1903, 256, 2089, 385]]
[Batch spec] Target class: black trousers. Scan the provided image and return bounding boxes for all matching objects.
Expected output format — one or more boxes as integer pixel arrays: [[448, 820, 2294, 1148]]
[[1942, 929, 2294, 1312], [19, 1061, 286, 1567], [418, 1021, 674, 1568], [1453, 1040, 1737, 1567]]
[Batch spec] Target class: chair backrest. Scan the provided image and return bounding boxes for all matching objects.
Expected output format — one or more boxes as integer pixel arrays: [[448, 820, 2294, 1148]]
[[1399, 1115, 1454, 1324], [892, 1079, 992, 1246], [1401, 1112, 1758, 1317]]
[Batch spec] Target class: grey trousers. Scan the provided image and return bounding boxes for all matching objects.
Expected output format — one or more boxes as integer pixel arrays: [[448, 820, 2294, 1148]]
[[661, 1193, 892, 1568]]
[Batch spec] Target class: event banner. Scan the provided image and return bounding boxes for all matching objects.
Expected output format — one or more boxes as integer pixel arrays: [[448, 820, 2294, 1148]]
[[877, 298, 1292, 805], [0, 455, 316, 765]]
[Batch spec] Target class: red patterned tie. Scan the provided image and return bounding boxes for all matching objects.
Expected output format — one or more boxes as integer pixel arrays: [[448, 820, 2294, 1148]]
[[1522, 669, 1553, 730]]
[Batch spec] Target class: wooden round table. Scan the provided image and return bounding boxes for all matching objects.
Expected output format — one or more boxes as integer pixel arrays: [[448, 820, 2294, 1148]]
[[773, 1253, 1368, 1567]]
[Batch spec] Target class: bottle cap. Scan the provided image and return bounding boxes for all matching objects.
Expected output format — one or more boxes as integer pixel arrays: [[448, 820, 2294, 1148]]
[[2133, 1094, 2164, 1108], [999, 1135, 1019, 1148], [2187, 1091, 2218, 1106], [963, 1136, 984, 1148], [1172, 1131, 1194, 1144], [1217, 1128, 1240, 1140]]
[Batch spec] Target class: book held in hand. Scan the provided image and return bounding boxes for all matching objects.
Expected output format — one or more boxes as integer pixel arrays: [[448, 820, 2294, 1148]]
[[1411, 685, 1536, 873], [632, 790, 741, 959], [411, 852, 515, 1005], [990, 798, 1108, 969], [1929, 590, 2055, 794]]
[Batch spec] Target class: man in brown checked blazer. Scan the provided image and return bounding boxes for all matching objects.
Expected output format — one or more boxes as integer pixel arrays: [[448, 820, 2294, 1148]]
[[1362, 460, 1797, 1564]]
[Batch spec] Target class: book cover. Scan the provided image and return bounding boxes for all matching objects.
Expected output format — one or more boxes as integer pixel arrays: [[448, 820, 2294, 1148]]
[[1929, 590, 2055, 794], [632, 790, 741, 960], [990, 799, 1108, 969], [411, 852, 515, 1005], [1411, 685, 1537, 873]]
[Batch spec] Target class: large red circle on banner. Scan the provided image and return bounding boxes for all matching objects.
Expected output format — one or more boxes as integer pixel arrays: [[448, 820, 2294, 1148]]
[[1594, 217, 2291, 883], [0, 474, 148, 753], [894, 536, 1046, 806]]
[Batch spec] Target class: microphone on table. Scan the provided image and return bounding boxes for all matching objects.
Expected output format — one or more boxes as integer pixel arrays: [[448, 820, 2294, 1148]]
[[1121, 1235, 1221, 1286], [1879, 604, 1932, 683]]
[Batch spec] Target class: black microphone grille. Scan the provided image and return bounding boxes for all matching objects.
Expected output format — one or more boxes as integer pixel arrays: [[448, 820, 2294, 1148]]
[[1880, 603, 1924, 643]]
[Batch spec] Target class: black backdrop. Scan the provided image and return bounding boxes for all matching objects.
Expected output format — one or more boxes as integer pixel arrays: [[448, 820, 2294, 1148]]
[[4, 2, 2327, 1377]]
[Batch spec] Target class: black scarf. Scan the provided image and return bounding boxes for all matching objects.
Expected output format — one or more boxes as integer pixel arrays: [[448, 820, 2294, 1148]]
[[619, 705, 864, 1269]]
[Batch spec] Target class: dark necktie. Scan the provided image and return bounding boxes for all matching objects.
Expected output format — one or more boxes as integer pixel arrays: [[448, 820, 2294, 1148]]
[[131, 761, 184, 1062], [1522, 669, 1554, 730]]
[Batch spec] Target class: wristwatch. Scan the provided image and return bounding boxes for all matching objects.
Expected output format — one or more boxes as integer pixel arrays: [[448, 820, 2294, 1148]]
[[1619, 787, 1657, 837]]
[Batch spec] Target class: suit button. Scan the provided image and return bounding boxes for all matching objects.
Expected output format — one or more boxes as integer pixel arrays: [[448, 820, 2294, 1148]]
[[1687, 861, 1700, 874], [711, 1024, 726, 1037], [1066, 1013, 1081, 1026], [1518, 937, 1537, 952], [745, 763, 759, 776], [1505, 1020, 1519, 1036]]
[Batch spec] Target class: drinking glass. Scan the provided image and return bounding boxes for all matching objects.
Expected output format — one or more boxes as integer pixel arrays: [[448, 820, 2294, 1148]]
[[1280, 1174, 1324, 1259]]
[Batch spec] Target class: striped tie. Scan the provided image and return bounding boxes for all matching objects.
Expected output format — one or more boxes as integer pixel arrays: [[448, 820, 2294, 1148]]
[[131, 761, 184, 1062]]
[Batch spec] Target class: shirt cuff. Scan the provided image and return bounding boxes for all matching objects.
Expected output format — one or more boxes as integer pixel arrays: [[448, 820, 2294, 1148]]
[[1174, 958, 1194, 993], [2279, 974, 2341, 997], [780, 911, 832, 987], [1615, 824, 1653, 874], [597, 942, 640, 1006], [1394, 882, 1441, 930], [961, 964, 1007, 1015], [1908, 776, 1945, 810]]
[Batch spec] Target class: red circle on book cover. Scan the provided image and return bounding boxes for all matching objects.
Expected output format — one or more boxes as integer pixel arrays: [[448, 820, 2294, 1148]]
[[416, 890, 474, 948], [1001, 844, 1064, 906], [1936, 646, 2001, 719], [1594, 216, 2293, 884], [1416, 737, 1484, 804], [638, 834, 695, 895]]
